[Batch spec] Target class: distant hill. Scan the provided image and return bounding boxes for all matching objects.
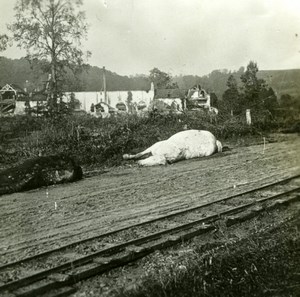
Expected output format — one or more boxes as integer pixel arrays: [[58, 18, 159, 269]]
[[0, 57, 151, 92], [0, 56, 299, 100], [0, 57, 46, 91], [258, 69, 300, 98], [174, 68, 300, 100]]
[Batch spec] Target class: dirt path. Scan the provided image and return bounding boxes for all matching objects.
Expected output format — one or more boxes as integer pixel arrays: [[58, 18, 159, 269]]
[[1, 135, 299, 264]]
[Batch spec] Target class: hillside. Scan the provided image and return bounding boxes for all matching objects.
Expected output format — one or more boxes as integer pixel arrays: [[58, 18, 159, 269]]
[[0, 57, 151, 92], [173, 68, 300, 100], [258, 69, 300, 98], [0, 56, 299, 100]]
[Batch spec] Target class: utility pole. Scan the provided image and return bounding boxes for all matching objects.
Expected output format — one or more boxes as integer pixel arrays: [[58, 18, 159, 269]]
[[103, 66, 107, 104]]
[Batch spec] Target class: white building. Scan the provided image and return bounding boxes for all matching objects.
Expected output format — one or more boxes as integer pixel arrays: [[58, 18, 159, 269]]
[[67, 82, 155, 114]]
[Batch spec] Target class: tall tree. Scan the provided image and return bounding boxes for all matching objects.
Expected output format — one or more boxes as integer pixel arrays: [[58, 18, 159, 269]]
[[240, 61, 268, 110], [222, 74, 241, 115], [210, 92, 218, 108], [8, 0, 90, 113], [149, 68, 173, 89], [260, 86, 278, 115]]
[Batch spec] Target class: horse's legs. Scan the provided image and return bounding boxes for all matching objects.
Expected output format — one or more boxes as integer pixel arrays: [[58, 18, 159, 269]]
[[137, 155, 167, 166], [123, 148, 152, 160]]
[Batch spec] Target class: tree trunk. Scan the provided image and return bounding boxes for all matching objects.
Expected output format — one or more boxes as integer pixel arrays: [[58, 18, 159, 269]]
[[49, 52, 58, 113]]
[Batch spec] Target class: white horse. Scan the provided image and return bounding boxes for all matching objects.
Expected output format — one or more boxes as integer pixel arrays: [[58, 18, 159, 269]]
[[123, 130, 222, 166]]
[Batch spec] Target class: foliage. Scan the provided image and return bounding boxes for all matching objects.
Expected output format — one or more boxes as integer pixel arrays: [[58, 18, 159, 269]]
[[258, 69, 300, 99], [222, 75, 241, 115], [218, 62, 280, 118], [68, 92, 81, 110], [0, 34, 10, 52], [279, 93, 300, 110], [0, 103, 296, 170], [114, 218, 299, 297], [210, 92, 218, 108], [240, 61, 268, 110], [149, 68, 178, 89], [7, 0, 90, 113], [274, 94, 300, 128], [260, 86, 279, 114], [0, 57, 47, 91], [0, 111, 274, 169]]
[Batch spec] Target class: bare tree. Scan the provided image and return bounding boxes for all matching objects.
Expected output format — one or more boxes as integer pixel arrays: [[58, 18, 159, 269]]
[[8, 0, 90, 112]]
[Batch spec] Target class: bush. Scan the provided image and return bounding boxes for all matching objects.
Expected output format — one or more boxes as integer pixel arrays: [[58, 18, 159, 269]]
[[0, 110, 288, 168]]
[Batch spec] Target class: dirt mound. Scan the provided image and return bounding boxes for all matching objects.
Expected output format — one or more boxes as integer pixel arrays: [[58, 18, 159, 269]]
[[0, 155, 82, 195]]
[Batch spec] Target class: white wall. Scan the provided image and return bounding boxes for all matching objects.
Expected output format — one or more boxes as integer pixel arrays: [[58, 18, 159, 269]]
[[11, 89, 155, 115], [156, 98, 183, 111], [66, 90, 154, 113], [14, 101, 27, 115]]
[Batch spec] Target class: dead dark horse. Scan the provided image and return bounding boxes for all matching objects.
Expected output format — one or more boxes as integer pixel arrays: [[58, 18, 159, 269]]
[[0, 155, 83, 195]]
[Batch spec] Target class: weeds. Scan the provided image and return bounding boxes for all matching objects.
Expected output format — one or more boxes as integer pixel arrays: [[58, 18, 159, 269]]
[[0, 111, 287, 168], [114, 219, 300, 297]]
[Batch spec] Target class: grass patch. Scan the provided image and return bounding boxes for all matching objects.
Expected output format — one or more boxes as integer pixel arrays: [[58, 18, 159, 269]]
[[114, 219, 300, 297], [0, 111, 288, 169]]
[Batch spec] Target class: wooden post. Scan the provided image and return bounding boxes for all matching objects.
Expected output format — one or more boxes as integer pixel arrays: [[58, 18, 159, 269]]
[[182, 98, 187, 110], [246, 109, 251, 125], [103, 66, 107, 104]]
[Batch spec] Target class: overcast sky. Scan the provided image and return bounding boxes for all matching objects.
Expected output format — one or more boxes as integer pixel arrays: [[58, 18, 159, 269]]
[[0, 0, 299, 76]]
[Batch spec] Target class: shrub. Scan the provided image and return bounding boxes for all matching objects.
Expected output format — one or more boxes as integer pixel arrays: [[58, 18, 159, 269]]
[[0, 110, 290, 168]]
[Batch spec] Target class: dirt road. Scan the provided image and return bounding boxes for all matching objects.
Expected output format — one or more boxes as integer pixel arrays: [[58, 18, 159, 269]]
[[1, 134, 299, 264]]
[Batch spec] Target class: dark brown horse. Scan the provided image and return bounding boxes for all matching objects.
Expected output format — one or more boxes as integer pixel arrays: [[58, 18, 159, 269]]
[[0, 155, 83, 195]]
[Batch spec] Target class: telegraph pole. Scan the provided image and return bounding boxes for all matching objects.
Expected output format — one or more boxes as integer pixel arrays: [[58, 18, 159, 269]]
[[103, 66, 107, 104]]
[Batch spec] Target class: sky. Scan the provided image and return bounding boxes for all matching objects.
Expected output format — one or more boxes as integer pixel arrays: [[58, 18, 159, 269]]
[[0, 0, 300, 76]]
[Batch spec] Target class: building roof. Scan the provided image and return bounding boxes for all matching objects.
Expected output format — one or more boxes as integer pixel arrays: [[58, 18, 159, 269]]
[[0, 83, 27, 95], [154, 88, 187, 99]]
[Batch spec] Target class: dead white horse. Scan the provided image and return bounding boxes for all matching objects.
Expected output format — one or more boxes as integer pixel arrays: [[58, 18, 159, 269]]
[[123, 130, 222, 166]]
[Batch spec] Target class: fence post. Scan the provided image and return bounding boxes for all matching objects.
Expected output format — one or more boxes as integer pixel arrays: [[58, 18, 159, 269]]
[[246, 109, 251, 125], [77, 125, 80, 143]]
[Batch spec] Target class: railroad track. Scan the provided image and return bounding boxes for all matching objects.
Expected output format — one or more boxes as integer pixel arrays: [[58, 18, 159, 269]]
[[1, 174, 300, 297]]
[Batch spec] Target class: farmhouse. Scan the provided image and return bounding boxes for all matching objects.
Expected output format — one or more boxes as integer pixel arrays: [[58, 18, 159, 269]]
[[186, 84, 211, 109]]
